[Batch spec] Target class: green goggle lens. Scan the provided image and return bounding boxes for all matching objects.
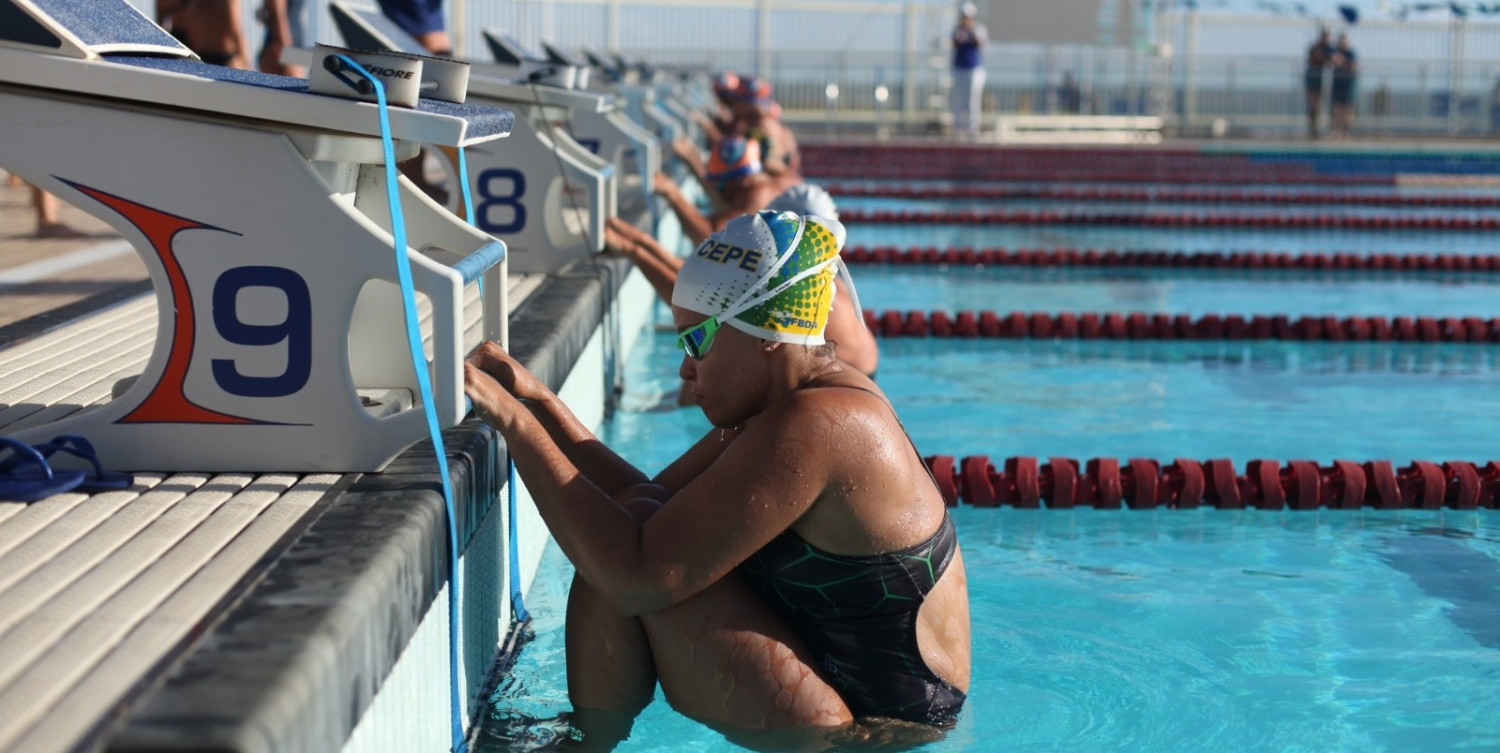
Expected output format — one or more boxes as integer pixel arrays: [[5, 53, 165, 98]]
[[676, 317, 722, 360]]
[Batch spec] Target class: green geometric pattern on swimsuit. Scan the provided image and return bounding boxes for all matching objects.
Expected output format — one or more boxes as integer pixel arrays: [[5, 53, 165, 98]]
[[751, 536, 939, 621], [737, 214, 841, 339]]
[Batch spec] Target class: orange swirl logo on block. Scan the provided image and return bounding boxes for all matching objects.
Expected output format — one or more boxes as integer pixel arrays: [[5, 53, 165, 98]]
[[63, 179, 262, 425]]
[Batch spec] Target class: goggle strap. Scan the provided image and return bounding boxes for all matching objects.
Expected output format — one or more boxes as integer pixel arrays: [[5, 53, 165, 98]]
[[724, 254, 839, 322], [716, 215, 807, 321], [834, 257, 862, 325]]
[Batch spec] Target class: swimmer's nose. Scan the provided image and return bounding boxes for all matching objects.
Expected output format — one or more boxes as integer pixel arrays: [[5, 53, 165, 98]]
[[678, 353, 696, 380]]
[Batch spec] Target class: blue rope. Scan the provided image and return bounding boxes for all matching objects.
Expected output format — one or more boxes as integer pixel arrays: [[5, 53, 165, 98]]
[[455, 142, 528, 624], [457, 147, 476, 227], [334, 55, 468, 753]]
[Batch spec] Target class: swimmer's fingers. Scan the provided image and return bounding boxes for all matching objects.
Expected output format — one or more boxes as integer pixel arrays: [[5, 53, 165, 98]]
[[602, 221, 637, 257], [670, 136, 698, 160], [652, 171, 678, 196], [607, 217, 655, 246], [466, 343, 547, 402], [463, 361, 522, 427]]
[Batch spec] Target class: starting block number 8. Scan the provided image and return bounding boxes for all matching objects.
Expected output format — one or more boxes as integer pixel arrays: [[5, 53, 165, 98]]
[[476, 168, 526, 234]]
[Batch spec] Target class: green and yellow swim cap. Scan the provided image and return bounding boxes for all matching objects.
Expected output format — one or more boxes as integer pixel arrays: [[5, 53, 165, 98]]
[[672, 210, 851, 345]]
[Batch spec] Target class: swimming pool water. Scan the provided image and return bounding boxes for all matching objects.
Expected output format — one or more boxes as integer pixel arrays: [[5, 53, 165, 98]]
[[849, 265, 1500, 319], [481, 446, 1500, 752], [842, 195, 1500, 221], [480, 326, 1500, 751], [479, 180, 1500, 752], [843, 223, 1500, 257]]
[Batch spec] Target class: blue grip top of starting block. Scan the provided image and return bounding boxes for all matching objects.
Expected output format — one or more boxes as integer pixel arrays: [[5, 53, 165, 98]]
[[483, 30, 543, 67], [109, 56, 516, 139], [450, 240, 508, 286], [543, 41, 590, 69], [4, 0, 191, 57], [32, 0, 184, 52]]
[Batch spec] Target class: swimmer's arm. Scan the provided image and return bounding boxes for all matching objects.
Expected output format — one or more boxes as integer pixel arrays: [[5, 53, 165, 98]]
[[692, 111, 723, 144], [497, 388, 835, 615], [605, 218, 680, 304], [650, 425, 742, 493], [779, 127, 802, 174], [656, 176, 714, 246], [827, 286, 879, 377], [619, 399, 834, 613], [672, 137, 709, 190], [468, 344, 650, 495], [523, 389, 653, 494]]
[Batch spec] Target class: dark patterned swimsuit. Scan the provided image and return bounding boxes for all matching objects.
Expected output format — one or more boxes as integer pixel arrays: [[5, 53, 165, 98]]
[[738, 512, 966, 724]]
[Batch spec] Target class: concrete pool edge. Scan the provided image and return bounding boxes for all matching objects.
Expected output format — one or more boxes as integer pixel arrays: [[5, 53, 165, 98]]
[[106, 255, 651, 753]]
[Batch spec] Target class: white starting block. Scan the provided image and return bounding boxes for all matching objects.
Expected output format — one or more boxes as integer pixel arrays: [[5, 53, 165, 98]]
[[0, 0, 514, 472], [634, 62, 705, 148], [480, 30, 660, 222], [563, 43, 687, 150], [329, 2, 631, 274]]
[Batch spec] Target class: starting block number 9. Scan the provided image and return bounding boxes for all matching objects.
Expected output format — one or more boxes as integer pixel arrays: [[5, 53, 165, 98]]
[[476, 168, 527, 234], [211, 266, 312, 398]]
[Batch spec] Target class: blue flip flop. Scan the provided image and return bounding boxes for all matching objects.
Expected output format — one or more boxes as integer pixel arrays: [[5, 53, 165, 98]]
[[30, 435, 133, 492], [0, 437, 86, 502]]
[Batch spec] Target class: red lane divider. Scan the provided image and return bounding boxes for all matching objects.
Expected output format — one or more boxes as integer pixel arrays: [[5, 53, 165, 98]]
[[838, 207, 1500, 231], [842, 245, 1500, 272], [864, 309, 1500, 343], [810, 168, 1392, 186], [826, 183, 1500, 209], [800, 145, 1397, 186], [923, 455, 1500, 509]]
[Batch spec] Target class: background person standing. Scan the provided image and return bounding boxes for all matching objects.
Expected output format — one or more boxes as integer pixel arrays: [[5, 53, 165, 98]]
[[156, 0, 251, 69], [1331, 34, 1358, 139], [375, 0, 452, 56], [950, 2, 988, 140], [1303, 28, 1333, 138]]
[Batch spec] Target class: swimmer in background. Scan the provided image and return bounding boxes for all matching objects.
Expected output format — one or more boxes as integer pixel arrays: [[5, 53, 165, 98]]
[[678, 74, 800, 197], [656, 135, 781, 246], [466, 210, 968, 749], [730, 76, 802, 192], [691, 70, 742, 145]]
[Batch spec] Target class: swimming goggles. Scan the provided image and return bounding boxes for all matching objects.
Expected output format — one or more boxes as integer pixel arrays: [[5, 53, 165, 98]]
[[675, 214, 862, 360], [676, 315, 722, 359]]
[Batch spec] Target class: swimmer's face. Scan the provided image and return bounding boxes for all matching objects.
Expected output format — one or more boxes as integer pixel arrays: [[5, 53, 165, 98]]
[[673, 306, 766, 427]]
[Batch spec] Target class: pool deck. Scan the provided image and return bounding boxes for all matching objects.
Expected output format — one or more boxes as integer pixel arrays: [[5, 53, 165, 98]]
[[0, 168, 655, 752]]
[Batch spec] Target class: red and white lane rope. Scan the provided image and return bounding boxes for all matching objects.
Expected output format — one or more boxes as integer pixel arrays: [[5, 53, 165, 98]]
[[838, 207, 1500, 230], [843, 245, 1500, 271], [923, 455, 1500, 510], [864, 309, 1500, 343]]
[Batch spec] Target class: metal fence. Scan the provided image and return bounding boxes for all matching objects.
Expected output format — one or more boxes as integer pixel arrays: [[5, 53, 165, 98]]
[[130, 0, 1500, 138]]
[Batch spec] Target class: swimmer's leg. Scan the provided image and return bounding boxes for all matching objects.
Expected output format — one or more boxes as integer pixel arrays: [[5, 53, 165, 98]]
[[564, 497, 851, 747], [564, 495, 665, 750], [639, 571, 853, 731], [565, 573, 657, 751]]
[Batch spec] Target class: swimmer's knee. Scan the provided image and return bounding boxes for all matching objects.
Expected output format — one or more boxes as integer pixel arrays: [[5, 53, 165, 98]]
[[612, 483, 670, 521]]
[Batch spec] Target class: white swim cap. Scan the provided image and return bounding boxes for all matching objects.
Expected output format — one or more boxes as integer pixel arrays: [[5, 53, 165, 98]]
[[960, 2, 978, 17], [767, 183, 840, 221], [672, 210, 848, 345]]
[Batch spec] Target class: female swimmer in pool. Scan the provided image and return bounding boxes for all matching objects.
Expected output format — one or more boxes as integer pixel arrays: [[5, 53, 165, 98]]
[[465, 210, 969, 748]]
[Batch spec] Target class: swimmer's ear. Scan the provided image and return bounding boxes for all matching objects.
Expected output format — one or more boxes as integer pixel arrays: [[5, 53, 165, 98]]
[[761, 340, 780, 353]]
